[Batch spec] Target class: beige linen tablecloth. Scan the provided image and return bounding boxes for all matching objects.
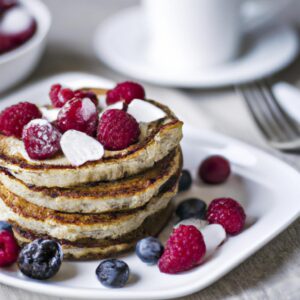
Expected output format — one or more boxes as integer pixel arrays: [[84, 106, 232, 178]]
[[0, 1, 299, 299]]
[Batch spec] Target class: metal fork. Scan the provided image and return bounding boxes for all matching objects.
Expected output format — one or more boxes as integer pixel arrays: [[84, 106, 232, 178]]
[[236, 80, 300, 151]]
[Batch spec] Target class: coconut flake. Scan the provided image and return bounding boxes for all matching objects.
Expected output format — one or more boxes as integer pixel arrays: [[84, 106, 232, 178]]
[[81, 98, 96, 121], [40, 107, 60, 122], [200, 224, 226, 259], [127, 99, 166, 122], [60, 130, 104, 166], [98, 94, 107, 109], [99, 102, 123, 118], [174, 218, 208, 231], [98, 99, 166, 123], [1, 7, 33, 34]]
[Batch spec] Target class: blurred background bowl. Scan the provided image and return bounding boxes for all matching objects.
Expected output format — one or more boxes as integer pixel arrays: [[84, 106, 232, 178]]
[[0, 0, 51, 93]]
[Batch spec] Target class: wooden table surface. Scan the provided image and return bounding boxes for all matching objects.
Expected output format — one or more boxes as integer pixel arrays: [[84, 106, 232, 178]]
[[0, 1, 299, 299]]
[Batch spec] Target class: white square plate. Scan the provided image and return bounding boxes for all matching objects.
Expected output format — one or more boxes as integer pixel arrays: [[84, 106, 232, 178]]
[[0, 73, 299, 299]]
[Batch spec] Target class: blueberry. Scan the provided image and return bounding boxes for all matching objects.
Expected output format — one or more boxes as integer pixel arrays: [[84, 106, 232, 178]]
[[0, 221, 12, 232], [18, 239, 63, 280], [176, 198, 207, 220], [136, 237, 164, 264], [96, 259, 129, 288], [178, 169, 192, 192]]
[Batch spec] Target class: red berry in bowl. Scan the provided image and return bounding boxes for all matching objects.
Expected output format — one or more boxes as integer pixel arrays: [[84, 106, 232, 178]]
[[49, 84, 75, 108], [0, 0, 18, 11], [0, 102, 42, 138], [22, 119, 61, 160], [74, 90, 98, 106], [106, 81, 145, 105], [206, 198, 246, 235], [0, 7, 37, 54], [199, 155, 231, 184], [56, 97, 98, 136], [158, 225, 206, 274], [97, 109, 140, 150], [0, 229, 19, 267]]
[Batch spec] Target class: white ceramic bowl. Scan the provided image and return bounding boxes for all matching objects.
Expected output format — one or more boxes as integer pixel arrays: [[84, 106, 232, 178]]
[[0, 0, 51, 93]]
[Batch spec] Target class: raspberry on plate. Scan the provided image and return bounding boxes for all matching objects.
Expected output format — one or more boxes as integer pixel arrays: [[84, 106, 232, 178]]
[[74, 89, 98, 106], [56, 97, 98, 136], [106, 81, 145, 105], [0, 229, 19, 267], [199, 155, 231, 184], [0, 102, 42, 138], [22, 119, 61, 160], [158, 225, 206, 274], [49, 84, 75, 108], [206, 198, 246, 235], [97, 109, 140, 150]]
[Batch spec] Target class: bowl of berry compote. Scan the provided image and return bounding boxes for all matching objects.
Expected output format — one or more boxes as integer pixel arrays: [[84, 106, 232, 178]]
[[0, 0, 51, 92]]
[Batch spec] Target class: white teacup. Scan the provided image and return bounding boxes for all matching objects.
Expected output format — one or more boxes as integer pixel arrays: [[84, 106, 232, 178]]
[[142, 0, 289, 70]]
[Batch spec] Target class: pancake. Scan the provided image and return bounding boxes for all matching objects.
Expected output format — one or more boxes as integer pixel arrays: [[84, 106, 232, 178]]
[[0, 178, 178, 241], [13, 204, 173, 260], [0, 147, 182, 213], [0, 93, 183, 187]]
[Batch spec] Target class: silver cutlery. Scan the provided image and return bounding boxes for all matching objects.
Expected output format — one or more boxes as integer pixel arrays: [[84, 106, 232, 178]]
[[236, 81, 300, 151]]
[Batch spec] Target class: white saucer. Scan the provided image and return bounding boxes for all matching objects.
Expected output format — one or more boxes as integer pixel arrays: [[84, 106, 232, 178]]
[[0, 73, 299, 299], [94, 7, 299, 88]]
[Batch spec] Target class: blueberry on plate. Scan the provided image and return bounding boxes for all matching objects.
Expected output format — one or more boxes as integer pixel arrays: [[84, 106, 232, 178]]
[[176, 198, 207, 220], [96, 259, 129, 288], [136, 237, 164, 264], [0, 221, 12, 232], [18, 239, 63, 280], [178, 169, 192, 192]]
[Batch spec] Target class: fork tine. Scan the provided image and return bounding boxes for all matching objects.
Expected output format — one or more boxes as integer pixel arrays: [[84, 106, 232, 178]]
[[237, 82, 300, 151], [239, 84, 286, 141], [259, 80, 300, 136], [252, 82, 297, 141]]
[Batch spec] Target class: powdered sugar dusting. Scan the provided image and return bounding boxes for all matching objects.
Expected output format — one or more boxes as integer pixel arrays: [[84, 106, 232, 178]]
[[22, 119, 61, 160], [81, 98, 96, 121], [1, 7, 33, 34], [60, 130, 104, 166]]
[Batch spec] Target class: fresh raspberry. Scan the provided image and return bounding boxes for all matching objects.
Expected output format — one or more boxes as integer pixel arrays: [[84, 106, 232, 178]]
[[0, 9, 37, 54], [49, 84, 75, 108], [0, 229, 19, 267], [0, 0, 17, 11], [106, 81, 145, 105], [0, 102, 42, 138], [206, 198, 246, 235], [74, 90, 98, 106], [97, 109, 140, 150], [56, 97, 97, 136], [22, 119, 61, 160], [158, 225, 206, 274], [199, 155, 231, 184]]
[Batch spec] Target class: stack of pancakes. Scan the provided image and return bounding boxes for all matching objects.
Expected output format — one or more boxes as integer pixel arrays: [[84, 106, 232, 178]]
[[0, 90, 183, 260]]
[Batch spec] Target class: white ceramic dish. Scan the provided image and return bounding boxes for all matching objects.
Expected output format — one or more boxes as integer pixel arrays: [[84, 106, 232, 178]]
[[0, 73, 299, 299], [94, 6, 299, 88], [0, 0, 51, 93]]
